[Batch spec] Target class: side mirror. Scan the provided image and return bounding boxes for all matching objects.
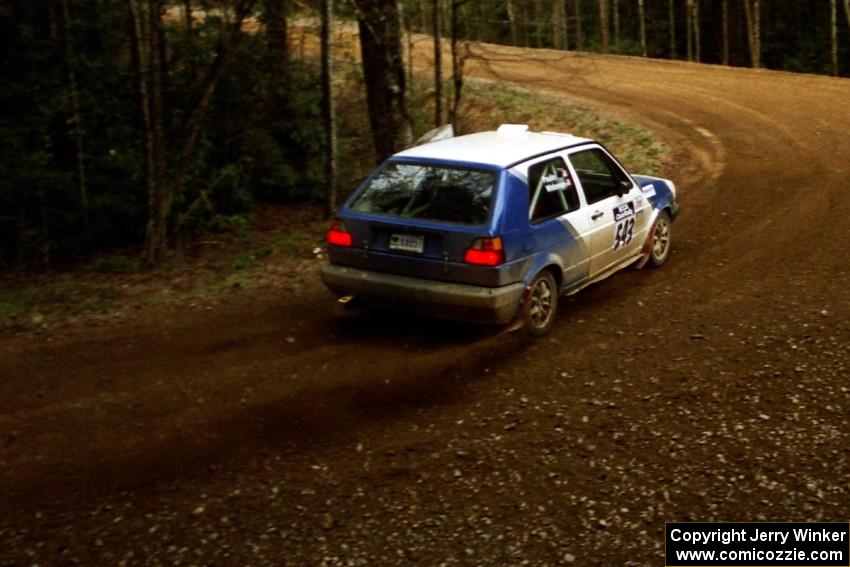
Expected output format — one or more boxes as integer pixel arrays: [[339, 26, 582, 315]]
[[617, 179, 632, 197]]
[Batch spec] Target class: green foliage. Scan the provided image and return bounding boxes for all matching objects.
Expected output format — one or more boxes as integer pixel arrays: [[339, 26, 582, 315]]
[[89, 255, 141, 274], [208, 214, 250, 237], [0, 1, 327, 266], [232, 230, 314, 272], [0, 275, 122, 325]]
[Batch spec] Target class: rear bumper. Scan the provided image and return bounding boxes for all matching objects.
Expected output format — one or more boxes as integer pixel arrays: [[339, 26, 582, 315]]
[[320, 264, 526, 324]]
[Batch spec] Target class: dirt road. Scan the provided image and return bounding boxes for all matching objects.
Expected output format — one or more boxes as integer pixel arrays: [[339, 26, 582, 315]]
[[2, 44, 849, 566]]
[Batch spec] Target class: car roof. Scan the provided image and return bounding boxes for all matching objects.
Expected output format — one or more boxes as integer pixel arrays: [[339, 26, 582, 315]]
[[393, 125, 592, 169]]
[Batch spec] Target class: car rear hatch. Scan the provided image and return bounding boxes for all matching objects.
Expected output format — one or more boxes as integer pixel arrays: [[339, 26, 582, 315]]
[[328, 159, 509, 287]]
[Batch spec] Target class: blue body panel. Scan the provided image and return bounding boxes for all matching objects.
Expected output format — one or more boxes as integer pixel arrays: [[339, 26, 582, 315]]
[[500, 172, 589, 289], [333, 158, 521, 287], [632, 174, 676, 213]]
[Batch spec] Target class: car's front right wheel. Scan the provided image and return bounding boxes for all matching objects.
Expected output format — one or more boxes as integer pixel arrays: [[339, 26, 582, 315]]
[[524, 270, 558, 337], [649, 210, 673, 267]]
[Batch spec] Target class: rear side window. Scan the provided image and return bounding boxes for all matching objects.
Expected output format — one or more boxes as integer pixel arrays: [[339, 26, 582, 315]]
[[350, 162, 496, 225], [527, 157, 580, 223], [569, 149, 631, 204]]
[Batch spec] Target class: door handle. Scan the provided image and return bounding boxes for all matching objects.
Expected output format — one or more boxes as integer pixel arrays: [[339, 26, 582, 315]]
[[591, 211, 604, 221]]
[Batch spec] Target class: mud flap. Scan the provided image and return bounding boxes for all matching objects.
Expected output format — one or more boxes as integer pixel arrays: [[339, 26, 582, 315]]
[[634, 223, 656, 270], [498, 284, 533, 336]]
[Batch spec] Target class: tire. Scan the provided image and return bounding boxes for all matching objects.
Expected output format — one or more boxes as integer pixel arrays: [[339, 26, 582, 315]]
[[649, 210, 673, 268], [524, 270, 558, 337]]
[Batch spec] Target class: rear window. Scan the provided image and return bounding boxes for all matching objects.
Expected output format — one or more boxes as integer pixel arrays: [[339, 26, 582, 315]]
[[350, 162, 496, 226]]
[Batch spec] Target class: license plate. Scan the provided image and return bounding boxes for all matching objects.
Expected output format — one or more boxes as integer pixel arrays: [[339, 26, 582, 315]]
[[389, 233, 425, 254]]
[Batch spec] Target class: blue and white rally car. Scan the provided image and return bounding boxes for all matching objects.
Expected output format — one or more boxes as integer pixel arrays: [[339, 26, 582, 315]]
[[321, 124, 680, 336]]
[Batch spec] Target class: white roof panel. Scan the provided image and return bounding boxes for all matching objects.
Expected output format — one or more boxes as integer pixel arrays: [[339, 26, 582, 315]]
[[394, 129, 592, 169]]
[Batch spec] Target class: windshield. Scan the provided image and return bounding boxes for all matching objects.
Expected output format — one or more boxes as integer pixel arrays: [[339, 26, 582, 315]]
[[350, 162, 496, 226]]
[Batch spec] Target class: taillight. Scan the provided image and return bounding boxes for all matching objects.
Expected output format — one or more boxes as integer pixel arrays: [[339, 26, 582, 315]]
[[327, 218, 352, 247], [464, 237, 504, 266]]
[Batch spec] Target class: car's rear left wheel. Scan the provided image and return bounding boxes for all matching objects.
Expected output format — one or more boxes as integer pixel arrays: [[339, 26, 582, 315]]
[[525, 271, 558, 337]]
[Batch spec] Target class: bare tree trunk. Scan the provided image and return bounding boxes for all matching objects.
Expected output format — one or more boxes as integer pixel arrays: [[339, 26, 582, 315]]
[[148, 0, 168, 265], [533, 0, 543, 47], [575, 0, 583, 51], [754, 0, 760, 68], [419, 0, 427, 31], [400, 0, 412, 86], [433, 0, 442, 126], [182, 0, 197, 79], [721, 0, 729, 65], [472, 1, 482, 41], [265, 0, 288, 69], [38, 131, 52, 265], [15, 195, 27, 262], [637, 0, 646, 56], [562, 0, 570, 49], [845, 0, 850, 32], [743, 0, 753, 65], [685, 0, 692, 61], [598, 0, 609, 53], [692, 0, 700, 62], [60, 0, 90, 246], [408, 17, 414, 84], [182, 0, 192, 35], [321, 0, 337, 217], [128, 0, 150, 230], [128, 0, 161, 266], [356, 0, 413, 162], [506, 0, 518, 45], [613, 0, 619, 48], [831, 0, 838, 76], [449, 0, 465, 134], [552, 0, 563, 49], [521, 0, 529, 46], [36, 176, 51, 267], [743, 0, 761, 68], [668, 0, 675, 58]]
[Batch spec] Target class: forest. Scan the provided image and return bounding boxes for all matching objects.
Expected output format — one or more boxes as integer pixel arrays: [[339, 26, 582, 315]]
[[1, 0, 848, 268]]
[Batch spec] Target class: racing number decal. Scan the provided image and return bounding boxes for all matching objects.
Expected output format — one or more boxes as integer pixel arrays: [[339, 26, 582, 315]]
[[612, 202, 636, 250], [614, 218, 635, 249]]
